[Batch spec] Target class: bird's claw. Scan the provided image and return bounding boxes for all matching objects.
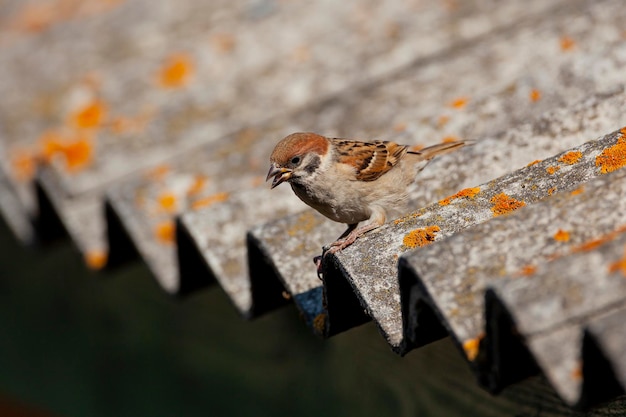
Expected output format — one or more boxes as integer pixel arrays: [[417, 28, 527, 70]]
[[314, 240, 353, 279], [326, 237, 353, 253]]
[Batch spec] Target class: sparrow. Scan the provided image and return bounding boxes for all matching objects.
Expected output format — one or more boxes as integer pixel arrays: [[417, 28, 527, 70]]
[[266, 132, 468, 256]]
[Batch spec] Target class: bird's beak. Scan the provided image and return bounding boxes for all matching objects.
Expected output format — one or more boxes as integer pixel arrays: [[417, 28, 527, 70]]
[[266, 163, 292, 189]]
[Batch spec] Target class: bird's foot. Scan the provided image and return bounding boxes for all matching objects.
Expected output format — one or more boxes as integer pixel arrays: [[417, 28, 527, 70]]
[[314, 223, 380, 279], [313, 240, 353, 279], [326, 235, 357, 254]]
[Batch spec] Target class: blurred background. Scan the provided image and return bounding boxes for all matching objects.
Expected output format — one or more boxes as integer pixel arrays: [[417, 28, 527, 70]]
[[0, 218, 557, 417]]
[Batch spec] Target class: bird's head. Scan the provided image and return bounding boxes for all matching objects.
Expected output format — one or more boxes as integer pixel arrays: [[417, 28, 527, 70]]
[[266, 132, 329, 189]]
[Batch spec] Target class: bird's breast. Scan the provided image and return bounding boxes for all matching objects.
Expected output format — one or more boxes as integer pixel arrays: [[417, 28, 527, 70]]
[[289, 179, 371, 224]]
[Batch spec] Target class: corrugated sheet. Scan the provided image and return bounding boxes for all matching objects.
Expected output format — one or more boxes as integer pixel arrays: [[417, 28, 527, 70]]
[[329, 126, 626, 352], [2, 0, 562, 256], [398, 138, 626, 407], [484, 229, 626, 406]]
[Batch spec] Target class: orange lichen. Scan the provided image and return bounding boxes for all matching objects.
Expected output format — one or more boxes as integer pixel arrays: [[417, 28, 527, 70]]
[[191, 192, 229, 210], [158, 54, 194, 88], [526, 159, 541, 167], [438, 187, 480, 206], [571, 363, 583, 380], [393, 211, 422, 225], [187, 175, 208, 196], [560, 36, 576, 51], [40, 131, 67, 163], [63, 137, 93, 171], [463, 334, 484, 361], [546, 165, 560, 175], [558, 151, 583, 165], [490, 193, 525, 217], [547, 187, 557, 196], [608, 247, 626, 277], [553, 229, 570, 242], [40, 131, 93, 172], [449, 96, 469, 109], [403, 226, 441, 248], [572, 225, 626, 253], [10, 149, 37, 181], [608, 258, 626, 276], [158, 192, 177, 213], [155, 221, 175, 244], [570, 186, 584, 196], [84, 250, 108, 270], [409, 144, 425, 152], [595, 136, 626, 174], [73, 100, 107, 129], [573, 238, 604, 253], [518, 264, 537, 277], [529, 89, 542, 102]]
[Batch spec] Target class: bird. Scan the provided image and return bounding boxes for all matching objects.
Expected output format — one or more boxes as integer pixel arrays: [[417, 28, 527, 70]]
[[266, 132, 468, 256]]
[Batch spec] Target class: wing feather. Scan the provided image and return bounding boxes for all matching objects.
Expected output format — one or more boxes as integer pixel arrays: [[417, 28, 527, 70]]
[[332, 139, 409, 181]]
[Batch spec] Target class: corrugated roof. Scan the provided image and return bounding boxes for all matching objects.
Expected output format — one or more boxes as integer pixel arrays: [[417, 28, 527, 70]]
[[354, 124, 626, 347], [484, 230, 626, 406], [2, 0, 562, 258], [253, 92, 626, 343]]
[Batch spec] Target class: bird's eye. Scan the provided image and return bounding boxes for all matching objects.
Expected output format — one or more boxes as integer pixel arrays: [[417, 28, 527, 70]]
[[291, 156, 301, 165]]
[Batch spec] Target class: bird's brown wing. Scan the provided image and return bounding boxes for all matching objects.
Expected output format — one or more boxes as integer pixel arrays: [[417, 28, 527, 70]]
[[332, 139, 409, 181]]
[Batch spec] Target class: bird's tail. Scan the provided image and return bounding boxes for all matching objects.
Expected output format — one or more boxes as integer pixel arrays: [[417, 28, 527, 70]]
[[407, 140, 473, 160]]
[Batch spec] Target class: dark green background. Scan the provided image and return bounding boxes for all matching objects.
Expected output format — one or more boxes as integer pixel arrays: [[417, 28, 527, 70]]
[[0, 218, 603, 416]]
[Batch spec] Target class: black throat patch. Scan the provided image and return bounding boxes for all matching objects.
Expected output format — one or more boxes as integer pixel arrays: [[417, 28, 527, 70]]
[[303, 155, 321, 175]]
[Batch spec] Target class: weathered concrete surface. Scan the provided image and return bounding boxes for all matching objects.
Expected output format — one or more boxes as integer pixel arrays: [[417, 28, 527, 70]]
[[400, 136, 626, 373], [334, 126, 625, 351], [245, 0, 626, 332], [2, 0, 622, 282], [486, 230, 626, 405], [0, 0, 565, 250], [0, 169, 34, 244], [106, 176, 181, 293], [0, 0, 240, 250], [248, 211, 345, 329], [102, 0, 618, 291], [178, 186, 302, 315], [250, 89, 626, 338]]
